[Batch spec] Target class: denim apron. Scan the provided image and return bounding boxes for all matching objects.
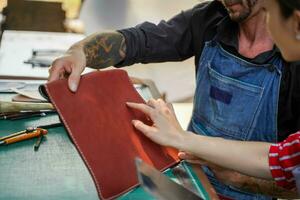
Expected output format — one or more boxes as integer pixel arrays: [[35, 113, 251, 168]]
[[188, 40, 283, 200]]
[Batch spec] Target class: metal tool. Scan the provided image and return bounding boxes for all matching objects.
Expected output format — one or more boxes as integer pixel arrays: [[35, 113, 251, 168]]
[[33, 123, 62, 150], [135, 158, 203, 200], [1, 110, 56, 120], [24, 49, 65, 68], [34, 135, 44, 151], [172, 163, 200, 195], [37, 122, 62, 129], [0, 81, 26, 92], [0, 123, 62, 151]]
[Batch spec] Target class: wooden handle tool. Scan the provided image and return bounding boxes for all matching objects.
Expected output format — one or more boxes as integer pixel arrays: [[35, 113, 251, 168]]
[[0, 101, 54, 113]]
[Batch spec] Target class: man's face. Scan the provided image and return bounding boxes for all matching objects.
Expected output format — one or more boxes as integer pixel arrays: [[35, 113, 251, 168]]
[[221, 0, 259, 22]]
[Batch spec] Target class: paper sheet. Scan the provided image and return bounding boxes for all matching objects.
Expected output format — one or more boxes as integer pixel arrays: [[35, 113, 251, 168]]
[[0, 30, 93, 79]]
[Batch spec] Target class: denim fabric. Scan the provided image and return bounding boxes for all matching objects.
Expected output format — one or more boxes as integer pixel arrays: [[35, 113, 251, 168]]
[[188, 41, 283, 200], [293, 167, 300, 194]]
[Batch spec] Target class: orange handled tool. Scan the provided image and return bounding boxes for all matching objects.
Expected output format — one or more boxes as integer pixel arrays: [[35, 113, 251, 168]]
[[0, 128, 48, 145]]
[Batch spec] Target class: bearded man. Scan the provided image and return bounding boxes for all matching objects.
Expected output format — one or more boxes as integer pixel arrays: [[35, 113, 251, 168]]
[[49, 0, 300, 199]]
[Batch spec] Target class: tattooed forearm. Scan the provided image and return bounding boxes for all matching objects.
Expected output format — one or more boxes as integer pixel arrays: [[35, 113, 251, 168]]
[[234, 175, 299, 199], [206, 161, 298, 198], [81, 31, 126, 69]]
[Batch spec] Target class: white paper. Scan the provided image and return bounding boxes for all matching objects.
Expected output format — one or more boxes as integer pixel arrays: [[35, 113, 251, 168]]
[[0, 30, 93, 79]]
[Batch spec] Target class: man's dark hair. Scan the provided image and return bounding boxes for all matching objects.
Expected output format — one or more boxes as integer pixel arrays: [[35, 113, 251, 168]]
[[278, 0, 300, 18]]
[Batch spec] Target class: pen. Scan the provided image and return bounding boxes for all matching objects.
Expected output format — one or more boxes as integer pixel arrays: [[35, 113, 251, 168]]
[[9, 112, 47, 120], [0, 128, 47, 146], [37, 123, 62, 129]]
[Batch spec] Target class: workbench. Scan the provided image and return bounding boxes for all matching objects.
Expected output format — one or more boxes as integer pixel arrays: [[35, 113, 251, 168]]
[[0, 93, 217, 200]]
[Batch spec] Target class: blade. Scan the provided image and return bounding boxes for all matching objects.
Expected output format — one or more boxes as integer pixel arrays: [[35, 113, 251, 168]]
[[135, 158, 203, 200], [172, 163, 200, 195]]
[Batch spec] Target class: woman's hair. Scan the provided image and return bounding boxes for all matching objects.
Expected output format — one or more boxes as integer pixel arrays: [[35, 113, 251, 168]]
[[278, 0, 300, 18]]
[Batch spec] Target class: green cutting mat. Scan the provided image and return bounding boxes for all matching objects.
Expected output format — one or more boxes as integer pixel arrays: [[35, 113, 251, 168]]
[[0, 93, 209, 200]]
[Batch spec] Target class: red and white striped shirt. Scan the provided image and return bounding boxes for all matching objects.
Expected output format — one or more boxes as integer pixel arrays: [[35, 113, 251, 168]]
[[269, 132, 300, 189]]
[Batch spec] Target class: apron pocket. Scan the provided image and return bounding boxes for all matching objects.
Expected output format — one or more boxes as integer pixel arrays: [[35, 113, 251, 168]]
[[193, 65, 264, 140]]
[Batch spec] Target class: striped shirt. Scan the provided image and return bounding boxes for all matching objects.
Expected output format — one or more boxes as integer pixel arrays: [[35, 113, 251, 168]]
[[269, 132, 300, 189]]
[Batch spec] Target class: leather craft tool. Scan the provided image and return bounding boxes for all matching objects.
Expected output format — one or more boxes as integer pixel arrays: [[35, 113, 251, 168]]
[[0, 110, 56, 120], [0, 101, 54, 113], [135, 158, 203, 200], [34, 134, 44, 151], [0, 128, 47, 146]]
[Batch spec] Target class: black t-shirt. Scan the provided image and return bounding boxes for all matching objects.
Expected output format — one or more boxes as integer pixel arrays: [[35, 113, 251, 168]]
[[117, 1, 300, 142]]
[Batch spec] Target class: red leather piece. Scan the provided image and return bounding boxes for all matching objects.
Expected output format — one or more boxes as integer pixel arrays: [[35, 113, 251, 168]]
[[44, 69, 179, 199]]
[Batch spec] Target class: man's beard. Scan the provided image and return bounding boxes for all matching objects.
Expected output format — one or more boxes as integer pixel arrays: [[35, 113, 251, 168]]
[[223, 0, 258, 22], [230, 8, 251, 22]]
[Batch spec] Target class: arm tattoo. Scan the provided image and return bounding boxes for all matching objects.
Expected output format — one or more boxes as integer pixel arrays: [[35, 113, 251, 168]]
[[83, 32, 126, 69], [235, 176, 299, 199]]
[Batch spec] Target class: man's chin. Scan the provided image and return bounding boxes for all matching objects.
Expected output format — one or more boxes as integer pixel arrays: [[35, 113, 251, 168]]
[[226, 3, 243, 11], [229, 12, 250, 22]]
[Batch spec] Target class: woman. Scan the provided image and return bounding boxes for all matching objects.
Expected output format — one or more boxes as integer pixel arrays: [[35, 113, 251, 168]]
[[127, 0, 300, 191]]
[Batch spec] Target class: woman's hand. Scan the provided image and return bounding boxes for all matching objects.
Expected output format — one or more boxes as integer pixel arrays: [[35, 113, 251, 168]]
[[126, 99, 187, 148], [178, 151, 206, 164]]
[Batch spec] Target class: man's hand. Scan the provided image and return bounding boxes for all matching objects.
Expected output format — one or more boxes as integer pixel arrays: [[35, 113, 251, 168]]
[[48, 45, 86, 92], [48, 31, 126, 92], [126, 99, 187, 148]]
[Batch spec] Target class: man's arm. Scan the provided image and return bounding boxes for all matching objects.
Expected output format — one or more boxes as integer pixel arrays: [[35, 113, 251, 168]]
[[49, 4, 198, 92], [178, 153, 299, 198], [214, 169, 299, 199], [82, 32, 126, 68], [240, 177, 298, 199]]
